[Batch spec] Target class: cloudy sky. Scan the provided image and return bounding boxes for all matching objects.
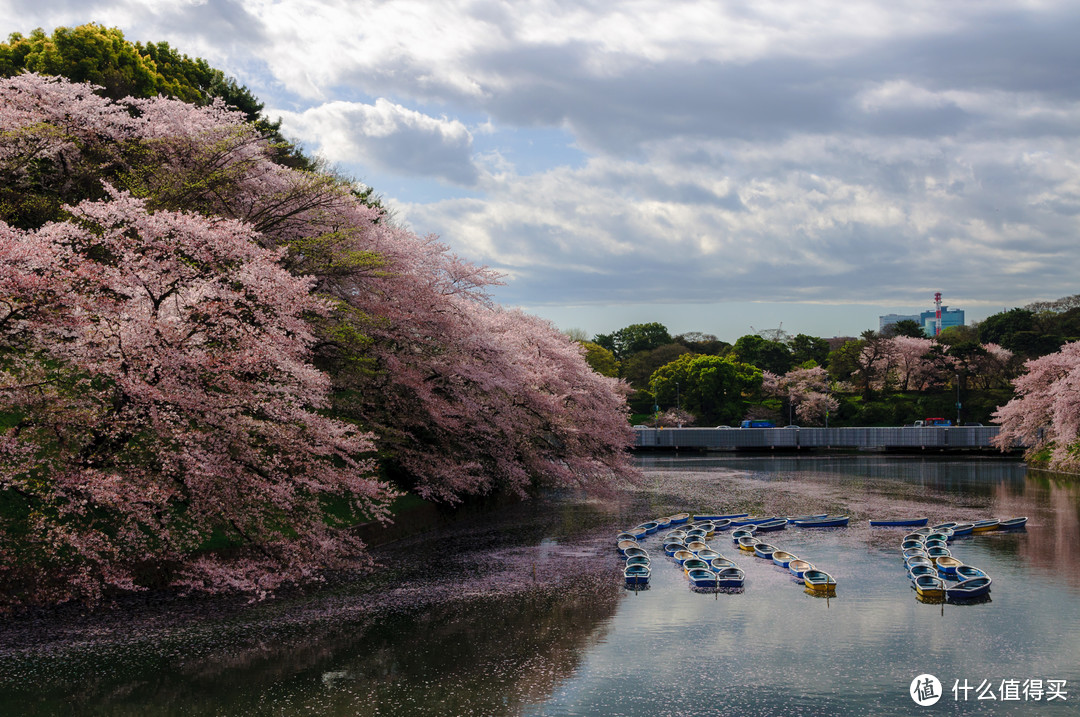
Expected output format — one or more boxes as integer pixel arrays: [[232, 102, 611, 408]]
[[4, 0, 1080, 340]]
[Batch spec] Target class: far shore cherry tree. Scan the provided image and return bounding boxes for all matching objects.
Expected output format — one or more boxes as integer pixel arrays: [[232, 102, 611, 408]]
[[993, 341, 1080, 472]]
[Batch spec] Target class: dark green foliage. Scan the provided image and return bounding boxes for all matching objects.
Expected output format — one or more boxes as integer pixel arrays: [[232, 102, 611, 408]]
[[883, 319, 925, 338], [593, 322, 672, 361], [731, 334, 794, 375], [790, 333, 830, 366]]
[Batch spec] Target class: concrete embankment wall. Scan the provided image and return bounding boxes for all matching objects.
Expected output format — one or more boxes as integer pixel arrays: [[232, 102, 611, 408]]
[[634, 426, 1015, 452]]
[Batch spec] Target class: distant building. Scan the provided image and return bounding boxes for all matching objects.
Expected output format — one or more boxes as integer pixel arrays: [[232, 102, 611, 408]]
[[880, 307, 965, 337]]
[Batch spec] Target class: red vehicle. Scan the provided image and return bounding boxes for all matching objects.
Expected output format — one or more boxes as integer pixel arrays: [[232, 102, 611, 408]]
[[917, 417, 952, 427]]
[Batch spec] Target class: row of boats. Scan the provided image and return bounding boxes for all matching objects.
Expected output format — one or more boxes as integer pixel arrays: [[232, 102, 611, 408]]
[[899, 518, 1026, 602], [617, 513, 838, 593]]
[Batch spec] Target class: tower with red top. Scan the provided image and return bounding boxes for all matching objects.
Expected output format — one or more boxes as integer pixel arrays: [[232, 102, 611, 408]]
[[934, 292, 942, 336]]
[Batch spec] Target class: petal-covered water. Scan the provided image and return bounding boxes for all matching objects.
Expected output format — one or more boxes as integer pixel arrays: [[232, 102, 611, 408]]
[[1, 455, 1077, 715]]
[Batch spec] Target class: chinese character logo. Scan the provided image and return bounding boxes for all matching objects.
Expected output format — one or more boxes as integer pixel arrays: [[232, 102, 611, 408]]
[[911, 674, 943, 706]]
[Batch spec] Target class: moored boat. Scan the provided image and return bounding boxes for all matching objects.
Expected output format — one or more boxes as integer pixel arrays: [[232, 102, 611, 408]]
[[997, 517, 1028, 531], [926, 546, 951, 563], [946, 576, 992, 600], [972, 519, 999, 533], [683, 558, 710, 573], [670, 512, 691, 525], [869, 517, 929, 527], [955, 565, 988, 581], [664, 530, 687, 541], [624, 564, 650, 586], [686, 541, 710, 553], [618, 539, 640, 554], [923, 539, 947, 550], [616, 532, 639, 543], [737, 536, 760, 552], [786, 514, 827, 524], [788, 559, 815, 578], [710, 556, 738, 571], [908, 564, 937, 580], [694, 513, 749, 521], [792, 515, 850, 528], [913, 574, 945, 598], [772, 550, 798, 568], [950, 523, 974, 537], [688, 568, 720, 589], [754, 519, 788, 532], [715, 567, 745, 588], [935, 556, 964, 577], [636, 521, 659, 535], [729, 515, 771, 526], [932, 522, 958, 531], [925, 532, 950, 543], [905, 555, 933, 570], [903, 532, 925, 543], [903, 548, 929, 561], [753, 543, 778, 560], [901, 539, 925, 551], [672, 549, 695, 564], [624, 546, 649, 559], [803, 570, 837, 592], [654, 517, 672, 530], [731, 528, 757, 543], [697, 548, 722, 562], [625, 555, 650, 568], [629, 527, 648, 539]]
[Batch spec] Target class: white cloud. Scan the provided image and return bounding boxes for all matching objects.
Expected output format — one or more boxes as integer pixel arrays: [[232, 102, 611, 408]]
[[275, 99, 480, 185]]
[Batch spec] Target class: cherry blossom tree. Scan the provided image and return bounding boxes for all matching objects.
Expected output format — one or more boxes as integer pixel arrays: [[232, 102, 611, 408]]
[[0, 74, 636, 604], [993, 341, 1080, 471], [0, 191, 396, 607], [777, 366, 838, 426]]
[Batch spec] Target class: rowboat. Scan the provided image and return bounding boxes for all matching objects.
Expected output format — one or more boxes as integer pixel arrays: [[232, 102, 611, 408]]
[[616, 532, 639, 543], [955, 565, 988, 581], [636, 521, 659, 535], [932, 522, 958, 531], [901, 540, 925, 551], [731, 528, 757, 543], [913, 527, 934, 535], [788, 560, 815, 578], [686, 541, 710, 553], [905, 556, 933, 570], [715, 567, 745, 588], [709, 519, 733, 532], [685, 529, 707, 541], [924, 532, 950, 543], [664, 529, 687, 540], [729, 516, 771, 526], [933, 527, 955, 539], [913, 574, 945, 599], [926, 546, 951, 563], [997, 517, 1028, 530], [737, 536, 760, 552], [908, 564, 937, 580], [787, 514, 827, 524], [694, 513, 749, 521], [694, 522, 716, 536], [903, 532, 925, 543], [935, 556, 964, 577], [946, 576, 992, 600], [792, 515, 849, 528], [772, 550, 798, 568], [670, 513, 691, 525], [903, 548, 929, 561], [753, 543, 778, 560], [629, 527, 648, 539], [869, 517, 928, 527], [697, 548, 722, 562], [618, 539, 639, 554], [672, 549, 695, 564], [971, 519, 999, 533], [683, 558, 710, 573], [654, 517, 672, 530], [754, 519, 788, 532], [687, 568, 720, 589], [624, 564, 650, 586], [709, 557, 738, 571], [950, 523, 974, 537], [923, 539, 947, 550], [625, 555, 651, 568], [803, 570, 837, 592], [663, 542, 685, 557], [624, 546, 649, 559]]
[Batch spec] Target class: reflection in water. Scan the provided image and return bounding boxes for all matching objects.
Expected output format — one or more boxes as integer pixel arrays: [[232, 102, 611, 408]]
[[1, 456, 1078, 716]]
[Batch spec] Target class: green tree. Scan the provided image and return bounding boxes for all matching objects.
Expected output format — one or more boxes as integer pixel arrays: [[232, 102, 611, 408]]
[[650, 354, 762, 424], [593, 322, 672, 361], [622, 343, 689, 387], [579, 341, 619, 377], [731, 334, 794, 374], [674, 332, 730, 356], [790, 333, 830, 366], [882, 319, 925, 338]]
